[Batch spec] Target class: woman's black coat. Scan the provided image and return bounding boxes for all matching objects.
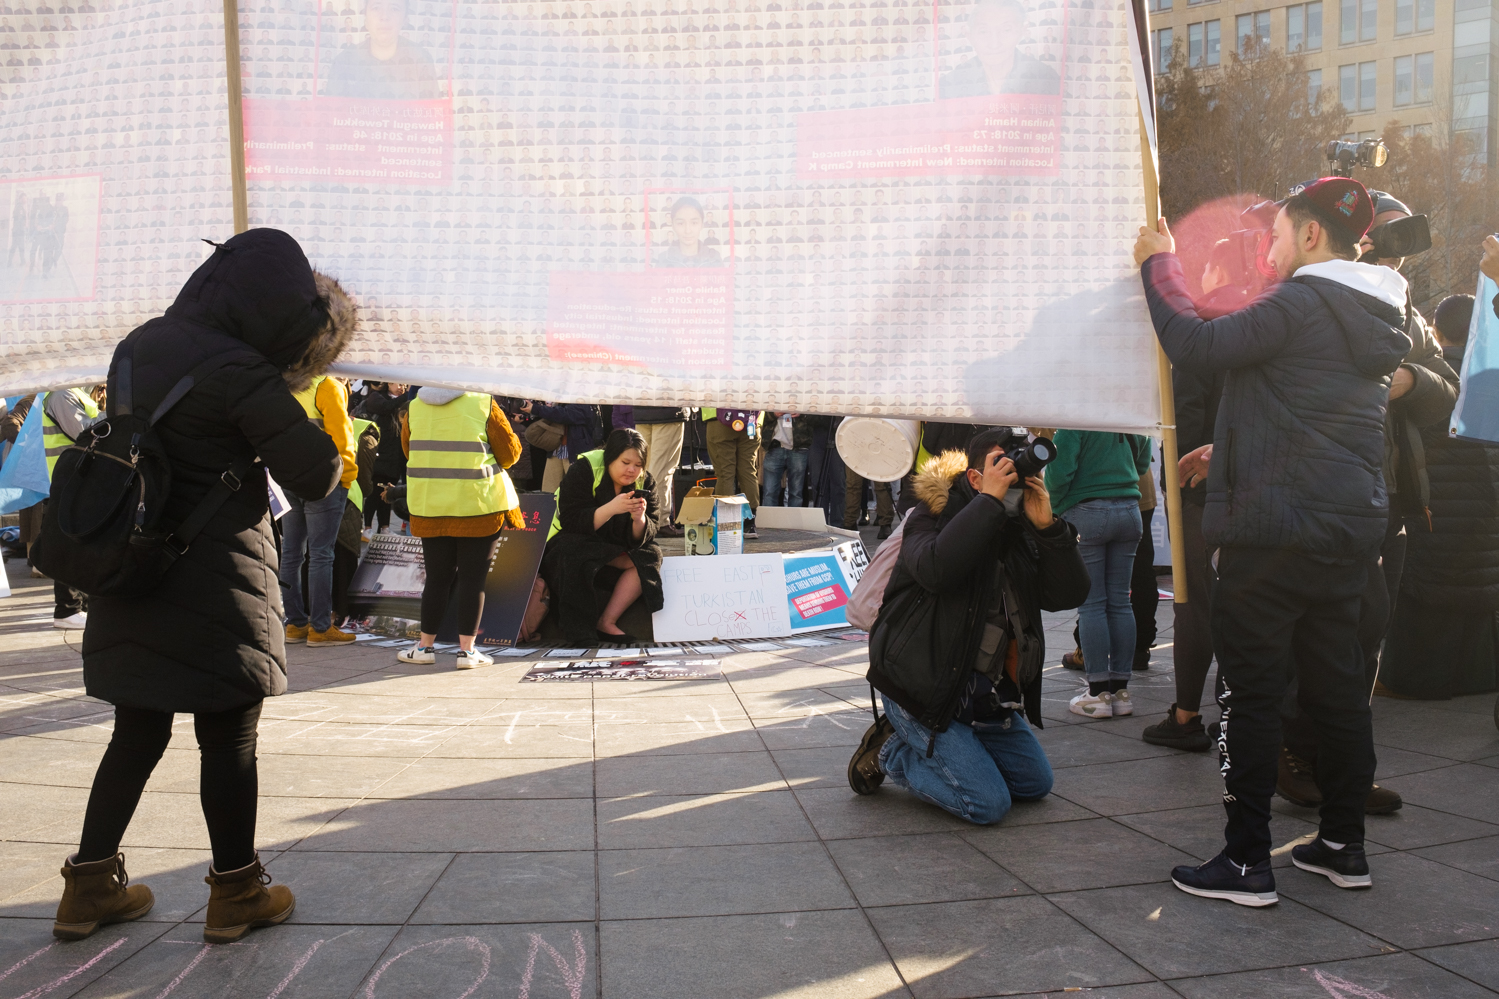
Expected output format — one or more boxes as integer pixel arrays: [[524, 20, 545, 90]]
[[541, 458, 665, 644], [82, 228, 356, 714]]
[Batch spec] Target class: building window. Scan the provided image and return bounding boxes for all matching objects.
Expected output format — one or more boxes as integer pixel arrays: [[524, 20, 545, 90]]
[[1397, 0, 1436, 34], [1206, 20, 1221, 65], [1153, 27, 1174, 74], [1394, 54, 1412, 105], [1340, 64, 1357, 111], [1359, 60, 1376, 111], [1237, 11, 1270, 54], [1415, 51, 1433, 103], [1308, 68, 1322, 105], [1148, 0, 1172, 11], [1341, 0, 1376, 45], [1288, 3, 1324, 52], [1189, 22, 1204, 66]]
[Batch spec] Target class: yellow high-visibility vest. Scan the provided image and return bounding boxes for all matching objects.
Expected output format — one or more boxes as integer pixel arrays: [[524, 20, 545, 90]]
[[292, 375, 327, 428], [548, 449, 646, 540], [406, 392, 517, 519], [41, 387, 100, 479]]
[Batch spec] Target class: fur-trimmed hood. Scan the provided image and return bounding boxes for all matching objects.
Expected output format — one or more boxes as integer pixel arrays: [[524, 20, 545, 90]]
[[165, 227, 357, 393], [912, 449, 970, 516], [282, 270, 357, 393]]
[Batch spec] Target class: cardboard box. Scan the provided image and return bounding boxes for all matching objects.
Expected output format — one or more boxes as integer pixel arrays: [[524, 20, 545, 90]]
[[677, 494, 751, 556]]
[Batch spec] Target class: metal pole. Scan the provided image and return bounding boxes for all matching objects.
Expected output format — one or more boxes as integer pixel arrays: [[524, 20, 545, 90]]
[[1137, 110, 1189, 605], [222, 0, 249, 234]]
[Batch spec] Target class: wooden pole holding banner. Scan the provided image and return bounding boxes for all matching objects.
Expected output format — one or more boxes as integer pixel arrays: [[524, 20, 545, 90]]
[[222, 0, 249, 234], [1137, 111, 1189, 605]]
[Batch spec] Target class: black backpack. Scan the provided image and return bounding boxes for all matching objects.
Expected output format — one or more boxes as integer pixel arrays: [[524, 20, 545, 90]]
[[29, 347, 255, 597]]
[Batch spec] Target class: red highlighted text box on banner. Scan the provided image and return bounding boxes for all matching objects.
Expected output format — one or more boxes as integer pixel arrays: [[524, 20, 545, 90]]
[[796, 95, 1061, 180], [242, 97, 453, 187], [547, 269, 733, 371]]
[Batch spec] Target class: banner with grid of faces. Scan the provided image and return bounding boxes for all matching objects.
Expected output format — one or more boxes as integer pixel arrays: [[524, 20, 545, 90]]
[[2, 0, 1160, 432]]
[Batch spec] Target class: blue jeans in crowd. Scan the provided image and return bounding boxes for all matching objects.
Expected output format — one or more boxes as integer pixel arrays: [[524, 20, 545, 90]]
[[761, 446, 809, 507], [277, 485, 347, 633], [1065, 497, 1142, 684], [879, 694, 1053, 825]]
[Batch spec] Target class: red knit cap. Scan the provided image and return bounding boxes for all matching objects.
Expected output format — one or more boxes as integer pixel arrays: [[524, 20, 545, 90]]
[[1292, 177, 1375, 243]]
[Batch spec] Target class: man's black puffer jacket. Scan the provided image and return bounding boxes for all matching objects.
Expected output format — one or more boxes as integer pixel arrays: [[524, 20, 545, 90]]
[[1401, 343, 1499, 612], [868, 451, 1090, 734], [82, 228, 356, 714], [1143, 254, 1412, 563]]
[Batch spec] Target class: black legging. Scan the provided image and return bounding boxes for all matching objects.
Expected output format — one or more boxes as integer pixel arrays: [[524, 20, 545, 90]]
[[420, 531, 503, 636], [79, 702, 262, 872]]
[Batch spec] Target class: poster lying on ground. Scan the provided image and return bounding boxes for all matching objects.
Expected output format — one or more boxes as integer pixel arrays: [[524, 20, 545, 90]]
[[522, 658, 724, 681], [0, 0, 1159, 433]]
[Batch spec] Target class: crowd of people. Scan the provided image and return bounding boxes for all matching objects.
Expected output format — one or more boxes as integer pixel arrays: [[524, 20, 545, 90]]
[[3, 172, 1497, 946]]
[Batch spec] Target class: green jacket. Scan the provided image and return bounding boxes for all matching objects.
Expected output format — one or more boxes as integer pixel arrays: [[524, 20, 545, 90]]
[[1045, 430, 1152, 517]]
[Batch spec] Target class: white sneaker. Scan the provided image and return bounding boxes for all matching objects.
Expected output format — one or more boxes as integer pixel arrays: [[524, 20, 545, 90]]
[[397, 643, 436, 665], [454, 648, 494, 670], [1069, 690, 1114, 719], [52, 612, 87, 630], [360, 526, 374, 543], [1112, 690, 1134, 716]]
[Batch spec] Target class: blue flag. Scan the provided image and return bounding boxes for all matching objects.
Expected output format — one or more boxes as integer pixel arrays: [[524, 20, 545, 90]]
[[1453, 274, 1499, 445]]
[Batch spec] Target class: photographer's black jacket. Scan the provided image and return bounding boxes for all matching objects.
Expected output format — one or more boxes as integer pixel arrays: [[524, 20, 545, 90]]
[[1143, 254, 1411, 563], [868, 451, 1090, 734]]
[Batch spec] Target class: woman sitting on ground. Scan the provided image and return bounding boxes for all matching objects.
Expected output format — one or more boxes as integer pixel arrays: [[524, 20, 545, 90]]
[[541, 428, 664, 643]]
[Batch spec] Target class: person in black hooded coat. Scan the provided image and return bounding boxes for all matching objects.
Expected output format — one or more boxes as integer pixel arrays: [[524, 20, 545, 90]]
[[54, 229, 355, 945]]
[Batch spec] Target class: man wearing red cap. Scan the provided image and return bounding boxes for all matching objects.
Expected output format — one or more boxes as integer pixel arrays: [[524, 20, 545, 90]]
[[1132, 177, 1412, 907]]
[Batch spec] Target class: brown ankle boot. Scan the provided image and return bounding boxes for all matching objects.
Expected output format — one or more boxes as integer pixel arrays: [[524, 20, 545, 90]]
[[53, 852, 155, 940], [203, 855, 295, 944]]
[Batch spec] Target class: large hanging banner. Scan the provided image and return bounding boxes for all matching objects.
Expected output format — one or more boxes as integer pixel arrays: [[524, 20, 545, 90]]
[[0, 0, 1160, 432]]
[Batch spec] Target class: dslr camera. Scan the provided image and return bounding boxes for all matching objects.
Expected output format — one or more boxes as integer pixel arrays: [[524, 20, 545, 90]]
[[1006, 436, 1056, 480]]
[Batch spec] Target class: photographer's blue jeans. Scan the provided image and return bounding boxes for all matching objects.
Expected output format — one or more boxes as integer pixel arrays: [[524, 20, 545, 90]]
[[879, 695, 1053, 825], [278, 486, 347, 633], [1066, 497, 1142, 684], [761, 446, 809, 507]]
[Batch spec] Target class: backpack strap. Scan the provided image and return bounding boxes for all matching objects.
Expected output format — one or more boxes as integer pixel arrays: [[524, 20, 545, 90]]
[[162, 457, 257, 558], [150, 352, 246, 426]]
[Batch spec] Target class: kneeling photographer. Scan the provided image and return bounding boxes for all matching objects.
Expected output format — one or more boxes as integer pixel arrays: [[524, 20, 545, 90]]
[[848, 429, 1090, 824]]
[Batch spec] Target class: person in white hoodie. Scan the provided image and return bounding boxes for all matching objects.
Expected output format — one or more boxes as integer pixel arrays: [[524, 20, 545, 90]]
[[1134, 177, 1412, 907], [397, 388, 524, 670]]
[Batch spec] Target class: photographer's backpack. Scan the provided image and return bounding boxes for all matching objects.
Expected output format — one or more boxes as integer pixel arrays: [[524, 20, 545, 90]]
[[29, 347, 254, 597]]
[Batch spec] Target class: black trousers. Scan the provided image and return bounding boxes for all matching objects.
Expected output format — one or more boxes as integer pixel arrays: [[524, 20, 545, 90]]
[[79, 702, 263, 871], [1172, 504, 1218, 713], [420, 531, 502, 636], [1212, 546, 1373, 864], [1131, 507, 1158, 657], [1283, 513, 1406, 759]]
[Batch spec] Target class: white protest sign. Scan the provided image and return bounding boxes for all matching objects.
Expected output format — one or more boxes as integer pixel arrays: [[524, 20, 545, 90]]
[[652, 554, 791, 643]]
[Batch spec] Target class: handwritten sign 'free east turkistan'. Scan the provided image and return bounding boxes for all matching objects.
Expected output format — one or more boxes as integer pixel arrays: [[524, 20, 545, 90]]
[[652, 554, 791, 643]]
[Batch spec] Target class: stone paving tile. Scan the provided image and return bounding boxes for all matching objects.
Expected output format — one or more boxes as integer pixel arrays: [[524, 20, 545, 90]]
[[0, 918, 171, 999], [866, 896, 1154, 998], [355, 922, 600, 998], [826, 834, 1030, 908], [1050, 882, 1389, 979], [267, 851, 455, 925], [1277, 852, 1499, 950], [961, 816, 1198, 894], [368, 755, 596, 800], [1048, 753, 1226, 816], [597, 790, 819, 849], [1417, 939, 1499, 992], [296, 797, 595, 853], [595, 748, 786, 796], [601, 909, 911, 999], [410, 851, 597, 925], [1166, 951, 1499, 998], [1379, 763, 1499, 825], [1411, 834, 1499, 883], [600, 842, 856, 919]]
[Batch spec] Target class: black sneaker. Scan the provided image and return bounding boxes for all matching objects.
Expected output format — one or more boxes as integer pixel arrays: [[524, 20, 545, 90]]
[[876, 524, 892, 540], [1171, 852, 1278, 907], [847, 715, 895, 795], [1132, 648, 1151, 671], [743, 518, 758, 539], [1142, 704, 1210, 752], [1292, 838, 1372, 889]]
